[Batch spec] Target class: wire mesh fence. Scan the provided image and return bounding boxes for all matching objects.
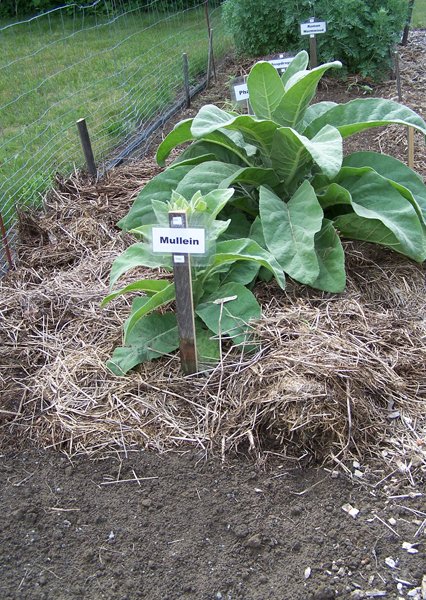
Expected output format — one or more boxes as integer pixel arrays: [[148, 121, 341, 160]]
[[0, 0, 233, 273]]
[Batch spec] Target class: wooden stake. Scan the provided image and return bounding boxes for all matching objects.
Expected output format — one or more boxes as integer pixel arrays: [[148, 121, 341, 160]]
[[182, 53, 190, 109], [408, 127, 415, 168], [393, 50, 402, 102], [204, 2, 216, 82], [243, 75, 252, 115], [206, 29, 215, 87], [0, 212, 13, 271], [76, 118, 97, 179], [204, 0, 211, 33], [401, 0, 415, 46], [309, 34, 317, 69], [169, 211, 198, 375]]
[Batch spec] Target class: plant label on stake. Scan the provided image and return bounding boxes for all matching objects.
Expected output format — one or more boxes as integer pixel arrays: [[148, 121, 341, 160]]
[[230, 76, 249, 104], [301, 17, 327, 68], [230, 75, 253, 114], [152, 212, 205, 375], [267, 53, 296, 74]]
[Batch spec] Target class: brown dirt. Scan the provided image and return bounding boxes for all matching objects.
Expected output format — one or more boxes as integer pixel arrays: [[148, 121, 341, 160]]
[[1, 31, 425, 600]]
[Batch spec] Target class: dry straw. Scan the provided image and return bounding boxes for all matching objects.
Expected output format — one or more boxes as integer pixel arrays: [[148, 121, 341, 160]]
[[1, 33, 426, 478], [0, 162, 424, 483]]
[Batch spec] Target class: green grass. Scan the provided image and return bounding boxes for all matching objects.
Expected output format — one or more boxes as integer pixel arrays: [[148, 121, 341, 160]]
[[412, 0, 426, 27], [0, 5, 233, 228]]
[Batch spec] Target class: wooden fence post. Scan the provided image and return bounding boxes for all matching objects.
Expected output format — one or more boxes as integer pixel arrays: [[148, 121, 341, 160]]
[[0, 213, 13, 271], [205, 1, 216, 84], [401, 0, 415, 46], [76, 118, 97, 179]]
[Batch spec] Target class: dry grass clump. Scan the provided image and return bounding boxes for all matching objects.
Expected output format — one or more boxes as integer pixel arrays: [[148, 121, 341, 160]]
[[1, 166, 424, 482]]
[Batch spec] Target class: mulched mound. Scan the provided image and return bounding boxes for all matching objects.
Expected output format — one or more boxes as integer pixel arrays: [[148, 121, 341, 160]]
[[1, 33, 425, 482]]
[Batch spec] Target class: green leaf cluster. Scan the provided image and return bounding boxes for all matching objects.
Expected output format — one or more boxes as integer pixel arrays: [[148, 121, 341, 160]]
[[222, 0, 408, 79], [105, 187, 285, 375], [107, 52, 426, 373]]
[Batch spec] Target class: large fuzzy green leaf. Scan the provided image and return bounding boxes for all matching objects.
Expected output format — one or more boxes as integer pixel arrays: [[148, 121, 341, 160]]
[[271, 60, 342, 128], [170, 147, 221, 168], [316, 182, 352, 210], [191, 105, 279, 156], [300, 101, 338, 131], [311, 219, 346, 292], [196, 282, 261, 346], [336, 170, 425, 262], [102, 279, 170, 306], [271, 124, 342, 186], [161, 128, 254, 168], [210, 238, 286, 289], [220, 261, 260, 286], [220, 166, 281, 189], [195, 320, 220, 366], [281, 51, 309, 87], [304, 98, 426, 138], [107, 311, 179, 375], [156, 119, 194, 165], [343, 152, 426, 225], [175, 161, 241, 198], [260, 182, 323, 284], [124, 283, 176, 342], [118, 165, 193, 231], [110, 243, 171, 288], [247, 61, 285, 120], [202, 188, 236, 219]]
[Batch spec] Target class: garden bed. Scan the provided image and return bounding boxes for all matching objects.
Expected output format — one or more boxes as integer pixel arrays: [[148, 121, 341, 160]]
[[0, 31, 425, 600]]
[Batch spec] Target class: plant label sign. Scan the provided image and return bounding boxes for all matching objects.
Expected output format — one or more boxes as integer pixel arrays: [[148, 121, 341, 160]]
[[230, 76, 249, 103], [152, 226, 206, 255], [268, 53, 296, 73], [300, 17, 327, 36]]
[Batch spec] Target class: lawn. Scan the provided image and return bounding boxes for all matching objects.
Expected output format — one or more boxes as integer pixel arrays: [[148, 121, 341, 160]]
[[412, 0, 426, 27], [0, 3, 232, 230]]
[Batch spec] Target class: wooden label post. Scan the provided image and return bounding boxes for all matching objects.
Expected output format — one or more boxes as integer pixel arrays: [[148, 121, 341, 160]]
[[393, 51, 415, 169], [168, 211, 198, 375], [300, 17, 327, 69]]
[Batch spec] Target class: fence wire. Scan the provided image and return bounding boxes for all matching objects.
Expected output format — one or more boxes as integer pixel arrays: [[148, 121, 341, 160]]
[[0, 0, 232, 273]]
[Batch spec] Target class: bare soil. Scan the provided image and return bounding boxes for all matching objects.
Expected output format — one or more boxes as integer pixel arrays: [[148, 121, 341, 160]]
[[1, 32, 425, 600]]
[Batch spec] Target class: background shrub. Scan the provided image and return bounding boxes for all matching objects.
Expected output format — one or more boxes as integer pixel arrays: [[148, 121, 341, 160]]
[[223, 0, 408, 79]]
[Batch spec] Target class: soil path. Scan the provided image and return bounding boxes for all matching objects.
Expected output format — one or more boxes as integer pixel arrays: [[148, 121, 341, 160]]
[[1, 448, 425, 600]]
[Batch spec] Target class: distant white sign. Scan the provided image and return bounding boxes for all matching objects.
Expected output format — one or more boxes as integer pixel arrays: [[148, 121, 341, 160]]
[[300, 18, 327, 36], [268, 55, 295, 71], [152, 227, 205, 254]]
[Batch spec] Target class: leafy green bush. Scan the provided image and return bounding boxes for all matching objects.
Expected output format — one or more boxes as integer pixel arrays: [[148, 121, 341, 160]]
[[222, 0, 408, 79], [103, 189, 285, 375], [106, 52, 426, 373]]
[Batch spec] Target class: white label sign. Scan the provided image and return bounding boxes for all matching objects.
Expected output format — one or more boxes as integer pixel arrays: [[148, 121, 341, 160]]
[[233, 82, 249, 101], [268, 56, 295, 70], [152, 227, 205, 254], [300, 19, 327, 36]]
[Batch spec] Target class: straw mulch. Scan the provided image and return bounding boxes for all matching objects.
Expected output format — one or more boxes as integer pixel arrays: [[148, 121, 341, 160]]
[[1, 31, 426, 476], [1, 163, 425, 482]]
